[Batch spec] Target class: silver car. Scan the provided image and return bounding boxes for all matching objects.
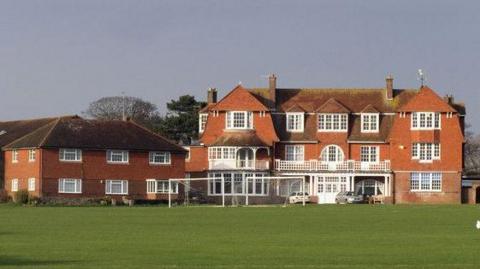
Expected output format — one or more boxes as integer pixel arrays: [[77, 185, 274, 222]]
[[335, 191, 363, 204]]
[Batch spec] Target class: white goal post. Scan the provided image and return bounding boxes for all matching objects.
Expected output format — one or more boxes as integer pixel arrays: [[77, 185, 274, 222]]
[[168, 176, 308, 208]]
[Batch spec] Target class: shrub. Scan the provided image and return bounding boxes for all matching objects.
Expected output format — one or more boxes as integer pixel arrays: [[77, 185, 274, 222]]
[[13, 189, 29, 204]]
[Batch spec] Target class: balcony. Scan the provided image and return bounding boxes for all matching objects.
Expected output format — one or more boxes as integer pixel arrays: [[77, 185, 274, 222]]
[[274, 159, 391, 173], [209, 159, 270, 170]]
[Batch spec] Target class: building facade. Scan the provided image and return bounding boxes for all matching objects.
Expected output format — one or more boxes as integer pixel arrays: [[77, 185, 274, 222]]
[[186, 75, 465, 204], [3, 116, 186, 201]]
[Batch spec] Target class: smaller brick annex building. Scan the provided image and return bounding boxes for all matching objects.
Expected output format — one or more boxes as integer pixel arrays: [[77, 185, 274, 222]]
[[2, 116, 186, 200]]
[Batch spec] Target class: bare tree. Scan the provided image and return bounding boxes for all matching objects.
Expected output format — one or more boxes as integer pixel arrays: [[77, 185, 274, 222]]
[[464, 124, 480, 175], [83, 96, 160, 127]]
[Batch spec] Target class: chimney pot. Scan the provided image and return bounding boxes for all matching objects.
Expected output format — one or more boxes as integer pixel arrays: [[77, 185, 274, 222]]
[[386, 75, 393, 100], [207, 88, 217, 104]]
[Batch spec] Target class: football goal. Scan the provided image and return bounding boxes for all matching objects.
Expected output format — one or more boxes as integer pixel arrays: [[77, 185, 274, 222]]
[[167, 176, 308, 207]]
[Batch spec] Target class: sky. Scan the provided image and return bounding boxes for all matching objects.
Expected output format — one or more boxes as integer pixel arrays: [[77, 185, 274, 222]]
[[0, 1, 479, 131]]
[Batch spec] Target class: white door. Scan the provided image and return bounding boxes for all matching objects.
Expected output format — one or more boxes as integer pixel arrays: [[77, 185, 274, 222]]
[[316, 176, 348, 204]]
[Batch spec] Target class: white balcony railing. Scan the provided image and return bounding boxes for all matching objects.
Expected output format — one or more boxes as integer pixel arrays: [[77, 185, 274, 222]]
[[274, 159, 390, 173], [209, 159, 270, 170]]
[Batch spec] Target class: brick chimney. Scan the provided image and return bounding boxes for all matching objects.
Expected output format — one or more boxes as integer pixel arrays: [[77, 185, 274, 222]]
[[268, 74, 277, 108], [207, 88, 217, 104], [386, 75, 393, 100], [443, 94, 454, 104]]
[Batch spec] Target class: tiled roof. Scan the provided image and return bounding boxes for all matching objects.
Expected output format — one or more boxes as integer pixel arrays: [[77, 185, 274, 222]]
[[316, 98, 350, 113], [210, 131, 271, 147], [3, 117, 186, 152], [398, 86, 457, 113], [210, 85, 269, 111], [0, 117, 60, 147], [348, 115, 393, 142]]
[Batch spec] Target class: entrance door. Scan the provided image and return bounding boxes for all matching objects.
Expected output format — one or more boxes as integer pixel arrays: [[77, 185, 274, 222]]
[[316, 176, 347, 204]]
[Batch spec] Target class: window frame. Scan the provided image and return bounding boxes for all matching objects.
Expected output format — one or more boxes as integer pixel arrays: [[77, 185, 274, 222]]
[[286, 113, 304, 133], [28, 178, 35, 191], [199, 113, 208, 133], [361, 113, 379, 133], [411, 143, 440, 162], [285, 145, 305, 162], [410, 172, 442, 192], [59, 148, 82, 162], [411, 112, 441, 130], [225, 111, 253, 130], [28, 149, 36, 162], [105, 180, 128, 195], [320, 145, 345, 163], [11, 178, 18, 192], [146, 179, 179, 194], [360, 146, 379, 163], [12, 150, 18, 163], [317, 113, 348, 132], [149, 151, 171, 165], [58, 178, 82, 194], [106, 150, 129, 164]]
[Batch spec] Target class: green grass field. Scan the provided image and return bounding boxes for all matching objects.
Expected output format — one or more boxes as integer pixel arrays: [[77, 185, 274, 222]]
[[1, 205, 480, 269]]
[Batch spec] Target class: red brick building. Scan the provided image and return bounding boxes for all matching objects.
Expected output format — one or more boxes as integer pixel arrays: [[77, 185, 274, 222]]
[[2, 116, 186, 201], [186, 75, 465, 204]]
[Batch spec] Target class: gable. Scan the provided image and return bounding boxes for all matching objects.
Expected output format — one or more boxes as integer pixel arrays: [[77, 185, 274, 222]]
[[211, 85, 269, 111], [316, 98, 350, 113], [398, 86, 456, 112]]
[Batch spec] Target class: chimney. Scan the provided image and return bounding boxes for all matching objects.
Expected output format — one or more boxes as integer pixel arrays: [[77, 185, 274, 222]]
[[386, 75, 393, 100], [268, 74, 277, 108], [443, 94, 454, 104], [207, 88, 217, 104]]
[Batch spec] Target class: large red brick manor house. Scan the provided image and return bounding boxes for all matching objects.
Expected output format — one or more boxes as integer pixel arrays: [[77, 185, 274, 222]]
[[186, 75, 465, 204]]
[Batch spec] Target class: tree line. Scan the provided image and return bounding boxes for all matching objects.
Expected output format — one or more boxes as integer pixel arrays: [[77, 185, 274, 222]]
[[84, 95, 480, 175]]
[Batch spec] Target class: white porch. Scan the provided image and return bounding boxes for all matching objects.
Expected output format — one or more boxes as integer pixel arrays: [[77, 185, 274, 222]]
[[208, 146, 270, 170]]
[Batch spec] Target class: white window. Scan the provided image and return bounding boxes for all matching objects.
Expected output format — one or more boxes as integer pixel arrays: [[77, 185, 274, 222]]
[[28, 178, 35, 191], [412, 143, 440, 162], [58, 178, 82, 194], [285, 145, 304, 161], [59, 148, 82, 162], [149, 152, 171, 165], [361, 114, 379, 132], [320, 145, 345, 163], [410, 172, 442, 192], [28, 149, 36, 162], [360, 146, 379, 163], [208, 173, 268, 196], [199, 113, 208, 133], [105, 180, 128, 195], [226, 111, 253, 129], [146, 179, 178, 194], [411, 112, 441, 130], [12, 150, 18, 163], [286, 113, 304, 132], [318, 114, 348, 132], [106, 150, 129, 164], [208, 147, 236, 160], [11, 179, 18, 192]]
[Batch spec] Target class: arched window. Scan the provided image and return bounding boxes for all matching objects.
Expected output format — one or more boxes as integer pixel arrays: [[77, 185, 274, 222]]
[[320, 145, 344, 163]]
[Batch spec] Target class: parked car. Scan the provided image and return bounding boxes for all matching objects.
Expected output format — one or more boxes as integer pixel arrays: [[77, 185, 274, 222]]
[[288, 192, 311, 204], [335, 191, 364, 204]]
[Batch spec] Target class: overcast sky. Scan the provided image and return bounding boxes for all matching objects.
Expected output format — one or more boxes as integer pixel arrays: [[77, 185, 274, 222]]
[[0, 1, 479, 131]]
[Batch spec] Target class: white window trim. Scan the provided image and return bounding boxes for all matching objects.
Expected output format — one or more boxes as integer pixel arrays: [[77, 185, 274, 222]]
[[146, 179, 179, 194], [12, 150, 18, 163], [361, 113, 379, 133], [285, 145, 305, 162], [412, 143, 440, 162], [208, 147, 237, 160], [149, 151, 171, 165], [286, 113, 304, 133], [410, 172, 442, 192], [59, 148, 82, 162], [225, 111, 253, 130], [11, 178, 18, 192], [28, 149, 36, 162], [28, 178, 35, 191], [317, 113, 348, 132], [105, 180, 128, 195], [207, 172, 269, 196], [411, 112, 441, 130], [320, 145, 345, 163], [199, 113, 208, 133], [360, 146, 379, 163], [106, 150, 129, 164], [58, 178, 82, 194]]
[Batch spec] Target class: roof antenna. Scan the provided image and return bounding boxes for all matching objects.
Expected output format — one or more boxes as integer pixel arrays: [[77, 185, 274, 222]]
[[417, 69, 426, 87]]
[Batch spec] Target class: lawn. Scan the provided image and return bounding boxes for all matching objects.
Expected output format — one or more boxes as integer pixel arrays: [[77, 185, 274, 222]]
[[1, 205, 480, 269]]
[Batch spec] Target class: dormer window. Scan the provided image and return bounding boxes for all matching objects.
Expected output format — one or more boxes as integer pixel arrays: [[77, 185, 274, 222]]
[[226, 111, 253, 130], [411, 112, 440, 130], [199, 113, 208, 133], [318, 114, 348, 132], [286, 113, 304, 132], [361, 113, 379, 133]]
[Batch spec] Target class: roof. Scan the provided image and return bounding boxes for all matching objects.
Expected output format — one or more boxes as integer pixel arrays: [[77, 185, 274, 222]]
[[316, 98, 350, 113], [348, 115, 393, 142], [0, 117, 60, 147], [398, 86, 457, 113], [208, 85, 269, 111], [210, 131, 271, 147], [3, 117, 186, 152]]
